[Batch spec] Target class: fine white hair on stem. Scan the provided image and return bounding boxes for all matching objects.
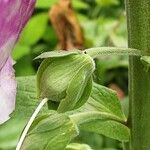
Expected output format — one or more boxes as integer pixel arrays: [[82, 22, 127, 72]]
[[16, 98, 48, 150]]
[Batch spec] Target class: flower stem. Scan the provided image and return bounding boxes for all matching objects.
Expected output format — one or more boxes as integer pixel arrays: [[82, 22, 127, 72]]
[[16, 98, 48, 150]]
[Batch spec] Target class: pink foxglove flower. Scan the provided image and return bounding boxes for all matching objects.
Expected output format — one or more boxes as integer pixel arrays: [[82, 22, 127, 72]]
[[0, 0, 36, 124]]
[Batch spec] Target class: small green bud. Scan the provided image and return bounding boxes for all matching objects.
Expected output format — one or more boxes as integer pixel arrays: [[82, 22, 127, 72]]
[[37, 51, 95, 112]]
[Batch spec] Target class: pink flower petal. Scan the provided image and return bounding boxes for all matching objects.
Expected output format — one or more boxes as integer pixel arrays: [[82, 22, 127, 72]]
[[0, 57, 16, 124], [0, 0, 36, 70], [0, 0, 36, 124]]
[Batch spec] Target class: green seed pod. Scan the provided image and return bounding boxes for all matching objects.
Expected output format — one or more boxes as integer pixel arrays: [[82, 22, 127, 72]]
[[37, 51, 95, 112]]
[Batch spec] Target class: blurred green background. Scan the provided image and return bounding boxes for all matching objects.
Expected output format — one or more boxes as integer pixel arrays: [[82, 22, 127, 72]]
[[0, 0, 129, 149]]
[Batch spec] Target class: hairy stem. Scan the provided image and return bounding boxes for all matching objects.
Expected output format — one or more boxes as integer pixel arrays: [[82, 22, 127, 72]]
[[125, 0, 150, 149], [16, 98, 48, 150]]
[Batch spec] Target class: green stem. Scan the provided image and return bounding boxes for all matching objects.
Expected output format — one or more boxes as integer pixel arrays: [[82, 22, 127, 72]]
[[125, 0, 150, 149]]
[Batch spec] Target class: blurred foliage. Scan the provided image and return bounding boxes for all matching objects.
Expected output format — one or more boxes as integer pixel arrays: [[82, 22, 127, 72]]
[[12, 0, 127, 78], [0, 0, 129, 150]]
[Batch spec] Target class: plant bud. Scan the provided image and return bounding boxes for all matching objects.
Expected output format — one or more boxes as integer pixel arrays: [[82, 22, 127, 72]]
[[37, 51, 95, 112]]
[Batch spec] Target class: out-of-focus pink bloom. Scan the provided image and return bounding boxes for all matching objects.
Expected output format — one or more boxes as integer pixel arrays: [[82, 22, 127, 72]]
[[0, 0, 36, 124]]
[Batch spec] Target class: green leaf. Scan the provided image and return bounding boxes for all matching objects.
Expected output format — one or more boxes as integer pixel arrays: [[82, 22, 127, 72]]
[[66, 143, 92, 150], [36, 0, 57, 8], [20, 13, 48, 46], [42, 26, 58, 45], [13, 44, 31, 60], [36, 0, 89, 9], [88, 82, 126, 121], [69, 83, 129, 142], [21, 113, 79, 150], [79, 119, 130, 142], [0, 76, 48, 150], [72, 0, 89, 10], [0, 118, 26, 150], [13, 76, 47, 118], [96, 0, 119, 7], [70, 111, 129, 142], [14, 56, 35, 76], [70, 82, 126, 122]]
